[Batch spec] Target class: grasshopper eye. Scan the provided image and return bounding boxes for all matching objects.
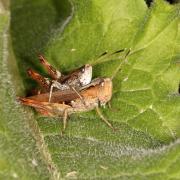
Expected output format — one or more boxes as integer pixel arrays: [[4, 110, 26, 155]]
[[81, 68, 85, 73], [101, 82, 105, 87]]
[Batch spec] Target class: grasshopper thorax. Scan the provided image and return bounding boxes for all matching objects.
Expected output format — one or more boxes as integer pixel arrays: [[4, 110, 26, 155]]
[[79, 64, 92, 86]]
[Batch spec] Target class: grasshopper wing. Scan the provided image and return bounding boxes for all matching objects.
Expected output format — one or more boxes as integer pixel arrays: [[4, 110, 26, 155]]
[[18, 97, 71, 116]]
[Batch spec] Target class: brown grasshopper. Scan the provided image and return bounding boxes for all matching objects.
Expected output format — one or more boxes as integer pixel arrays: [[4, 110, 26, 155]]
[[28, 55, 92, 102], [18, 78, 115, 132], [19, 49, 130, 133]]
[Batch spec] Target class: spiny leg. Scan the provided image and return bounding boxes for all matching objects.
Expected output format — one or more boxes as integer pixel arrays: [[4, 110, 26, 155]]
[[38, 55, 61, 80], [49, 83, 54, 103], [48, 81, 69, 102], [49, 81, 86, 106], [96, 107, 116, 131], [61, 108, 68, 136], [107, 101, 120, 112], [27, 68, 50, 91], [28, 66, 59, 97], [108, 102, 112, 109]]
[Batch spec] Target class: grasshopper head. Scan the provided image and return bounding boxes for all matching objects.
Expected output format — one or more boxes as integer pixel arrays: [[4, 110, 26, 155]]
[[98, 78, 112, 106]]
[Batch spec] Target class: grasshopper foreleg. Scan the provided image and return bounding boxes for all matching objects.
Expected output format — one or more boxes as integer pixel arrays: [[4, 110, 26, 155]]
[[95, 107, 115, 131], [60, 108, 69, 136]]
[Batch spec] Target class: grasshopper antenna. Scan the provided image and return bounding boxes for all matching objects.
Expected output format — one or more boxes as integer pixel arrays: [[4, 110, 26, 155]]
[[111, 49, 125, 55], [111, 48, 131, 80], [90, 49, 125, 65]]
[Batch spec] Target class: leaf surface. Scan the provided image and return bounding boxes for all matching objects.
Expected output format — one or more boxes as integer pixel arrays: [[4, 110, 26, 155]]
[[8, 0, 180, 179], [0, 2, 53, 179]]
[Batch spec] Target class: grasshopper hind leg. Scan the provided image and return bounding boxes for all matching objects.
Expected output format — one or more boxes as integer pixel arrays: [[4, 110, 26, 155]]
[[27, 68, 50, 91], [38, 55, 61, 80]]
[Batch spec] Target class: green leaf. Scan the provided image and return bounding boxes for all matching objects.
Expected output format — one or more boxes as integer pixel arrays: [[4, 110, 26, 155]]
[[0, 1, 57, 179], [8, 0, 180, 179]]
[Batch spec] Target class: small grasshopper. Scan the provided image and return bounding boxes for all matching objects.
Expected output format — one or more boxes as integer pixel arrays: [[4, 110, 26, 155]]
[[19, 49, 130, 133], [28, 55, 92, 102], [18, 78, 115, 132]]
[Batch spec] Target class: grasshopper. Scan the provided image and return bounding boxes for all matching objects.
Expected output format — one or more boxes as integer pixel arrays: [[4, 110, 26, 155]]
[[19, 49, 130, 133], [18, 78, 115, 132], [28, 55, 92, 102]]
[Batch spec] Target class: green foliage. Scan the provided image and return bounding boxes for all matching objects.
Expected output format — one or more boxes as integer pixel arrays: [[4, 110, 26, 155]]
[[0, 3, 51, 180], [0, 0, 179, 179]]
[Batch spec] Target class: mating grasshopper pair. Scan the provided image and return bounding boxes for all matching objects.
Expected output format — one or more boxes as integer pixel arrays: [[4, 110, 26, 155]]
[[18, 55, 115, 133]]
